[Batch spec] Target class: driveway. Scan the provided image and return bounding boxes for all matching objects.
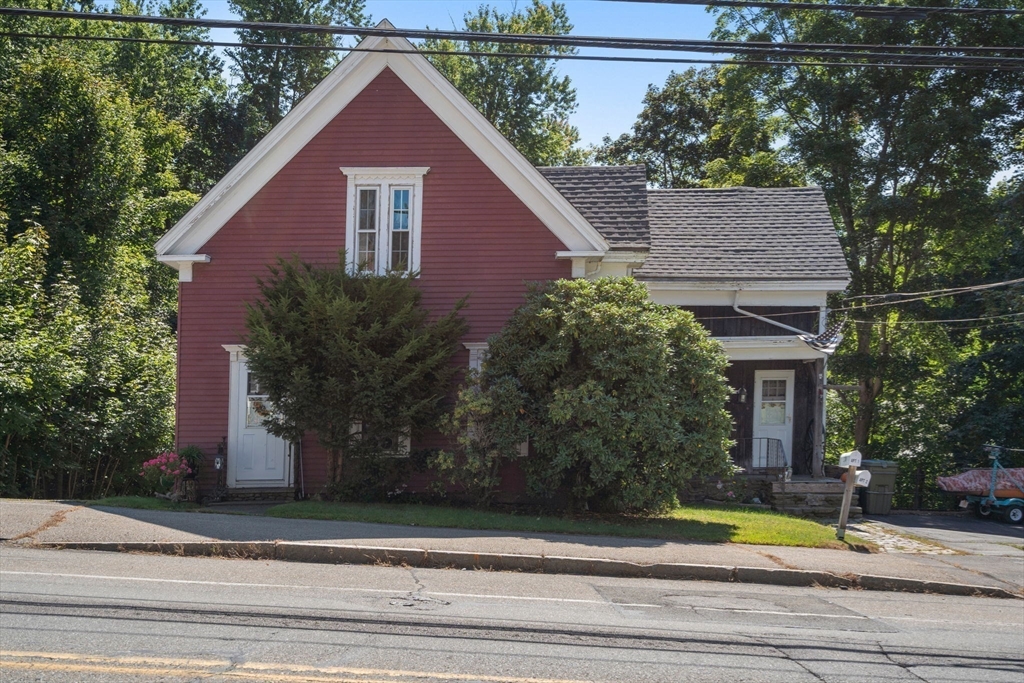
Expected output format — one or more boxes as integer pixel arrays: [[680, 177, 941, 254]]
[[865, 513, 1024, 556]]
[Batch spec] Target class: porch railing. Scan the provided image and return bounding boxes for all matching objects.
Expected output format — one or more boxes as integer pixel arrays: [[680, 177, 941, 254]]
[[732, 437, 788, 473]]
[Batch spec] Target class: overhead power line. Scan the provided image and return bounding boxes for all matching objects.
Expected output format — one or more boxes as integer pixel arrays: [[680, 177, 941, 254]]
[[608, 0, 1024, 18], [0, 7, 1021, 70], [5, 31, 1021, 70], [845, 277, 1024, 300], [857, 311, 1024, 325]]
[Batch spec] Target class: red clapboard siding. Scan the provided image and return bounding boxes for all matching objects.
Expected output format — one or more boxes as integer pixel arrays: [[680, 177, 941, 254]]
[[176, 67, 571, 493]]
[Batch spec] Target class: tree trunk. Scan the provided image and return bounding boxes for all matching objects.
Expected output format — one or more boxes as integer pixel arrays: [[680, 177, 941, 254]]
[[852, 316, 892, 452], [328, 448, 343, 486]]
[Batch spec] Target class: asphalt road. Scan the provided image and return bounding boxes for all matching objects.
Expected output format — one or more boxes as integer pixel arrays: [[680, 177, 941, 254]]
[[1, 547, 1022, 682]]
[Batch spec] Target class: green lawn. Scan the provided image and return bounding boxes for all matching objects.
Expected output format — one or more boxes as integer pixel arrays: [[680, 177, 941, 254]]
[[89, 496, 200, 511], [266, 501, 863, 549]]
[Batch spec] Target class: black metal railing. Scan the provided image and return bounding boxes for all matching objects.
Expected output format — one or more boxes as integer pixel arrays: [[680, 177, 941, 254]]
[[732, 437, 788, 472]]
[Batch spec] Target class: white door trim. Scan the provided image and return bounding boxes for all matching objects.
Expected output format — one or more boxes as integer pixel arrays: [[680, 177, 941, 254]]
[[752, 369, 795, 467], [223, 345, 291, 488]]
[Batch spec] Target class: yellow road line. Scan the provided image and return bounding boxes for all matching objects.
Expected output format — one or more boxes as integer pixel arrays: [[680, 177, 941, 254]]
[[0, 651, 591, 683]]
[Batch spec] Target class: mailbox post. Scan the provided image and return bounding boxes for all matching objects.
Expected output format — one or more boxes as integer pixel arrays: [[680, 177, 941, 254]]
[[836, 450, 870, 540]]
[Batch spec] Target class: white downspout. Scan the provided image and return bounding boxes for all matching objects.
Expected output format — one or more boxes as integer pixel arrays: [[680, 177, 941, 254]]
[[732, 290, 813, 335]]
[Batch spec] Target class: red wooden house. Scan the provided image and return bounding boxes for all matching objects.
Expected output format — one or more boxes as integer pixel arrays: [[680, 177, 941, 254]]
[[155, 23, 850, 501]]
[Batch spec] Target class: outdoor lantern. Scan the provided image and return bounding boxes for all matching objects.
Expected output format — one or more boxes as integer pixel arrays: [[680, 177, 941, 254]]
[[738, 388, 747, 403]]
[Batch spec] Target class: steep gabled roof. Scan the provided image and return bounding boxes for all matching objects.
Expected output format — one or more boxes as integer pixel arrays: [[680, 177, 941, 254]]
[[538, 165, 650, 250], [155, 21, 608, 257], [634, 186, 851, 282]]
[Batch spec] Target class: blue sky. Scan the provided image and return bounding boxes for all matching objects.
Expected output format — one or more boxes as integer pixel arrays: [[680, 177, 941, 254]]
[[195, 0, 721, 148]]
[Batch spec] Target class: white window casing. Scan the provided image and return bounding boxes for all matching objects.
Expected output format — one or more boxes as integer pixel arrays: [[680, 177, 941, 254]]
[[342, 167, 428, 275], [463, 342, 528, 457], [350, 421, 411, 457]]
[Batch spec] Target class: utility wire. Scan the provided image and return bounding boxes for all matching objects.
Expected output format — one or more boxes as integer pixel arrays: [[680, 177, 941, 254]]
[[692, 278, 1024, 320], [845, 277, 1024, 300], [607, 0, 1024, 18], [942, 319, 1024, 331], [1, 8, 1021, 68], [852, 311, 1024, 325], [694, 309, 1023, 322], [6, 31, 1020, 70]]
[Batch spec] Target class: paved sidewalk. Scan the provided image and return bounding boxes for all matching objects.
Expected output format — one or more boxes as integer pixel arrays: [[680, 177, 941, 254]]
[[864, 513, 1024, 556], [1, 499, 1021, 595]]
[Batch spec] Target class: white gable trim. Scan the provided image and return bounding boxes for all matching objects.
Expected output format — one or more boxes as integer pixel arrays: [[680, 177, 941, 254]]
[[155, 22, 608, 258], [156, 254, 210, 282]]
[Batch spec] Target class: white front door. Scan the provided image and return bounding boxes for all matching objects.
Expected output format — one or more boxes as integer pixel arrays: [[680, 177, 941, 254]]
[[226, 349, 290, 487], [752, 370, 795, 467]]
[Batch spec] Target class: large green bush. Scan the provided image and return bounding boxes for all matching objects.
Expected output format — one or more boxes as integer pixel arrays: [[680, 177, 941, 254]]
[[244, 253, 467, 496], [435, 277, 733, 511]]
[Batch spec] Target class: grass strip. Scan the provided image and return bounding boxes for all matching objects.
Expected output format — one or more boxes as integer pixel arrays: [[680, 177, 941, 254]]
[[89, 496, 200, 511], [266, 500, 859, 549]]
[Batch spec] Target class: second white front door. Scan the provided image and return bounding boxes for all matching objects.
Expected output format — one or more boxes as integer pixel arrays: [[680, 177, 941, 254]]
[[752, 369, 794, 467]]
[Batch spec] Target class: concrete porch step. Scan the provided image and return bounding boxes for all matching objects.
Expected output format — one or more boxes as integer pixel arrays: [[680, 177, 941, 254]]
[[775, 505, 862, 521], [773, 479, 846, 495], [216, 487, 296, 503]]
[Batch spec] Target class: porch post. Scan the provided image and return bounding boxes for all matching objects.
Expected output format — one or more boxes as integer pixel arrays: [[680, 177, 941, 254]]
[[813, 305, 828, 478], [812, 358, 825, 478]]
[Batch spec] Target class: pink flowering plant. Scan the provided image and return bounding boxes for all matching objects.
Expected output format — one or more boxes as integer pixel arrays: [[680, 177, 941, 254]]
[[140, 451, 192, 498]]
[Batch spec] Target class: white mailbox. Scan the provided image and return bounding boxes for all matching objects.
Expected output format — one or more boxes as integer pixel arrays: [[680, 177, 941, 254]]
[[854, 470, 872, 487], [839, 450, 862, 468]]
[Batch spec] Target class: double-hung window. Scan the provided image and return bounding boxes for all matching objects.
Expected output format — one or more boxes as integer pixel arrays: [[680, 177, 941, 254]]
[[342, 168, 428, 275]]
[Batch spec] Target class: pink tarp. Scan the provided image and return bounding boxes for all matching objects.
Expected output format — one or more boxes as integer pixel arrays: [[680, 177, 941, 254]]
[[936, 468, 1024, 496]]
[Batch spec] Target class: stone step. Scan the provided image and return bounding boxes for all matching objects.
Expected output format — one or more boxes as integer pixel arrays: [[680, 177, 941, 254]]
[[219, 487, 295, 502], [774, 505, 862, 520], [773, 480, 846, 494], [774, 497, 847, 507]]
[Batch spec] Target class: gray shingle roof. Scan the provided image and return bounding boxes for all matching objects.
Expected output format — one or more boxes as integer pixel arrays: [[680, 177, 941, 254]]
[[633, 186, 850, 282], [538, 165, 650, 249]]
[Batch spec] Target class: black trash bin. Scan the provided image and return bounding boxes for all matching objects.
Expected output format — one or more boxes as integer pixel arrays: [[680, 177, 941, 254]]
[[859, 459, 899, 515]]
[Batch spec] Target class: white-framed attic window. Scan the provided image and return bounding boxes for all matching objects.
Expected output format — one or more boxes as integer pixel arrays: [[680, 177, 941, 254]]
[[341, 167, 428, 275]]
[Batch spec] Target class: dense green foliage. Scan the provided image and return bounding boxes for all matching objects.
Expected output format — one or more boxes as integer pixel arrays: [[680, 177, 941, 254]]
[[0, 225, 176, 497], [1, 2, 193, 496], [423, 0, 585, 166], [435, 278, 732, 512], [594, 66, 800, 188], [243, 254, 467, 496]]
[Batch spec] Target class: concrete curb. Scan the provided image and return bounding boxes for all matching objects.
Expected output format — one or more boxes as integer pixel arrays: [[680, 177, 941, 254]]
[[22, 540, 1022, 600]]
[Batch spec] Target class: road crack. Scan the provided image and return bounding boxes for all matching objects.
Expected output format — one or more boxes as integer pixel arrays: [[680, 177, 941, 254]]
[[752, 636, 826, 682], [877, 642, 929, 682], [390, 568, 449, 609], [932, 556, 1018, 589]]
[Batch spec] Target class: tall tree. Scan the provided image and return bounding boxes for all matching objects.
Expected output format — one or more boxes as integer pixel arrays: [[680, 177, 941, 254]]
[[423, 0, 584, 166], [228, 0, 369, 142], [712, 5, 1024, 454], [0, 49, 196, 315], [945, 176, 1024, 463], [595, 66, 800, 188]]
